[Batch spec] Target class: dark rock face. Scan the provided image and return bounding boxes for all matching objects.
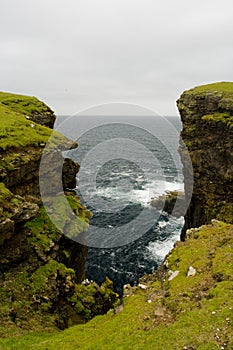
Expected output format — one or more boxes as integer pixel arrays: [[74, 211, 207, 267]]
[[30, 110, 56, 129], [150, 191, 185, 218], [177, 82, 233, 240], [0, 96, 118, 336], [0, 144, 79, 196], [0, 147, 44, 195]]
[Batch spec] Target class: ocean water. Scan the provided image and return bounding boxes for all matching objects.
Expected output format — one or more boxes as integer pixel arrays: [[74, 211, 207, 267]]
[[56, 115, 185, 295]]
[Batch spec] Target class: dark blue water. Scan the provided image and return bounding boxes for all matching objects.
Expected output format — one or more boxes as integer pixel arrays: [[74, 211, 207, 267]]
[[56, 115, 184, 295]]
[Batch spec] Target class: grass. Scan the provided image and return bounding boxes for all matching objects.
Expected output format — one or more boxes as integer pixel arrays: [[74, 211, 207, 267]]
[[0, 103, 57, 151], [183, 82, 233, 95], [0, 193, 107, 338], [0, 92, 68, 151], [26, 195, 91, 251], [1, 89, 232, 348], [0, 92, 104, 338], [0, 182, 26, 223], [0, 92, 77, 186], [0, 182, 13, 204], [0, 221, 232, 349], [202, 113, 233, 127], [0, 92, 54, 117]]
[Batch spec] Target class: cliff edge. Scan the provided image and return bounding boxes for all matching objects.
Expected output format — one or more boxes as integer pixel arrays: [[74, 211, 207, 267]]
[[0, 86, 232, 349], [0, 92, 117, 336], [177, 82, 233, 239]]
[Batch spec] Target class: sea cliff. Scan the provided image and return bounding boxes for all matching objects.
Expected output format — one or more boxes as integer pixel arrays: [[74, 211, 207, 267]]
[[177, 82, 233, 239], [0, 92, 117, 336], [0, 85, 232, 349]]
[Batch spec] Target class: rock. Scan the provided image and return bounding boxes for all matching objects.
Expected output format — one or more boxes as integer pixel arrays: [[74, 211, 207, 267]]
[[12, 202, 39, 223], [123, 284, 133, 297], [177, 82, 233, 240], [81, 279, 91, 285], [39, 147, 80, 195], [30, 112, 56, 129], [138, 283, 148, 290], [211, 219, 221, 226], [168, 270, 179, 281], [187, 266, 196, 277], [114, 303, 124, 314], [150, 190, 185, 217], [154, 306, 166, 318], [0, 218, 14, 245], [0, 92, 99, 335]]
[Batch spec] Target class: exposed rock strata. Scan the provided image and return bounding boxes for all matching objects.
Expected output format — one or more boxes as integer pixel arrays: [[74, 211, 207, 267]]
[[177, 82, 233, 240], [0, 93, 118, 336], [150, 190, 185, 218]]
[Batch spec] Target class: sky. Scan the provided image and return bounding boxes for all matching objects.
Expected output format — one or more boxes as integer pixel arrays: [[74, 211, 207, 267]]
[[0, 0, 233, 116]]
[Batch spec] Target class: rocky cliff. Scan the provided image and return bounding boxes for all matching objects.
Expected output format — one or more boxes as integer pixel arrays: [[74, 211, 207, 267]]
[[0, 92, 117, 336], [177, 82, 233, 240], [0, 86, 233, 349]]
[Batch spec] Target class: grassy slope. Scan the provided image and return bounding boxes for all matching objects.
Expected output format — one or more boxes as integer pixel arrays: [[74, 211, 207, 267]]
[[0, 92, 54, 216], [1, 88, 232, 349], [183, 81, 233, 95], [0, 92, 53, 150], [0, 93, 97, 337], [0, 92, 71, 213], [0, 92, 53, 116], [184, 82, 233, 126], [1, 221, 232, 350]]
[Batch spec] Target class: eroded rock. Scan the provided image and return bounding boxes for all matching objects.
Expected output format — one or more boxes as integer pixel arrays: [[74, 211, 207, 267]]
[[177, 82, 233, 240]]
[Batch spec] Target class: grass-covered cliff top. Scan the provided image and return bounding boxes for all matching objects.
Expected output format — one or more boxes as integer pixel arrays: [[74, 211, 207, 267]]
[[1, 220, 232, 349], [178, 82, 233, 127], [0, 92, 98, 335], [0, 92, 61, 151], [183, 82, 233, 96], [0, 92, 54, 117]]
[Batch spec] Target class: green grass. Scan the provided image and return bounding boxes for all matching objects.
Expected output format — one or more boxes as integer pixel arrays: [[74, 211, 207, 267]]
[[184, 82, 233, 95], [202, 113, 233, 127], [0, 103, 54, 151], [0, 92, 67, 151], [1, 221, 232, 349], [1, 89, 232, 348], [0, 92, 76, 185], [0, 182, 13, 204], [0, 92, 53, 117], [178, 82, 233, 128], [26, 195, 91, 251], [0, 182, 26, 223]]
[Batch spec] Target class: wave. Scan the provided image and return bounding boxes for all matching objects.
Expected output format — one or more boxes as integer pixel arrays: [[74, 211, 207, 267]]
[[95, 179, 184, 208], [146, 216, 184, 262]]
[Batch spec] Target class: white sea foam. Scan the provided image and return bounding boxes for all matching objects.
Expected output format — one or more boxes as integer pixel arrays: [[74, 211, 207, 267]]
[[158, 221, 167, 228], [146, 217, 184, 262], [95, 180, 184, 208]]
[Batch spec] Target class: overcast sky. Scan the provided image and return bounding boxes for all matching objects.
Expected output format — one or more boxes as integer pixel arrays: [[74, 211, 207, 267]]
[[1, 0, 233, 116]]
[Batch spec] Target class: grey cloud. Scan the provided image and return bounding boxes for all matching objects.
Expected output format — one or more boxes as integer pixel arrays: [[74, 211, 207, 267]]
[[0, 0, 233, 116]]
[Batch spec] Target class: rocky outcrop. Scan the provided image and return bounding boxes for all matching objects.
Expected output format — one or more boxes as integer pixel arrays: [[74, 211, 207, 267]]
[[15, 220, 232, 349], [0, 92, 118, 336], [150, 190, 185, 217], [0, 91, 56, 128], [177, 82, 233, 240]]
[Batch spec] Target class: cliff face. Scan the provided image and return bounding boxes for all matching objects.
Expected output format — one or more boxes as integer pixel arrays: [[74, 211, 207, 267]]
[[1, 87, 233, 349], [177, 82, 233, 239], [0, 92, 117, 336]]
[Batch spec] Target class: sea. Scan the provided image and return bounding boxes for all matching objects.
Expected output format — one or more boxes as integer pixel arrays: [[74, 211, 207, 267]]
[[55, 114, 185, 295]]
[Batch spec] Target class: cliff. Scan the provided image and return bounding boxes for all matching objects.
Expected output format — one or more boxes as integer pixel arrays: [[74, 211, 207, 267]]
[[0, 86, 232, 349], [2, 222, 232, 349], [177, 82, 233, 239], [0, 92, 117, 336]]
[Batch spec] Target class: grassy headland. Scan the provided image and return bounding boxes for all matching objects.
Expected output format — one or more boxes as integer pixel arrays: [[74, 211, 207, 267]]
[[0, 221, 232, 349]]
